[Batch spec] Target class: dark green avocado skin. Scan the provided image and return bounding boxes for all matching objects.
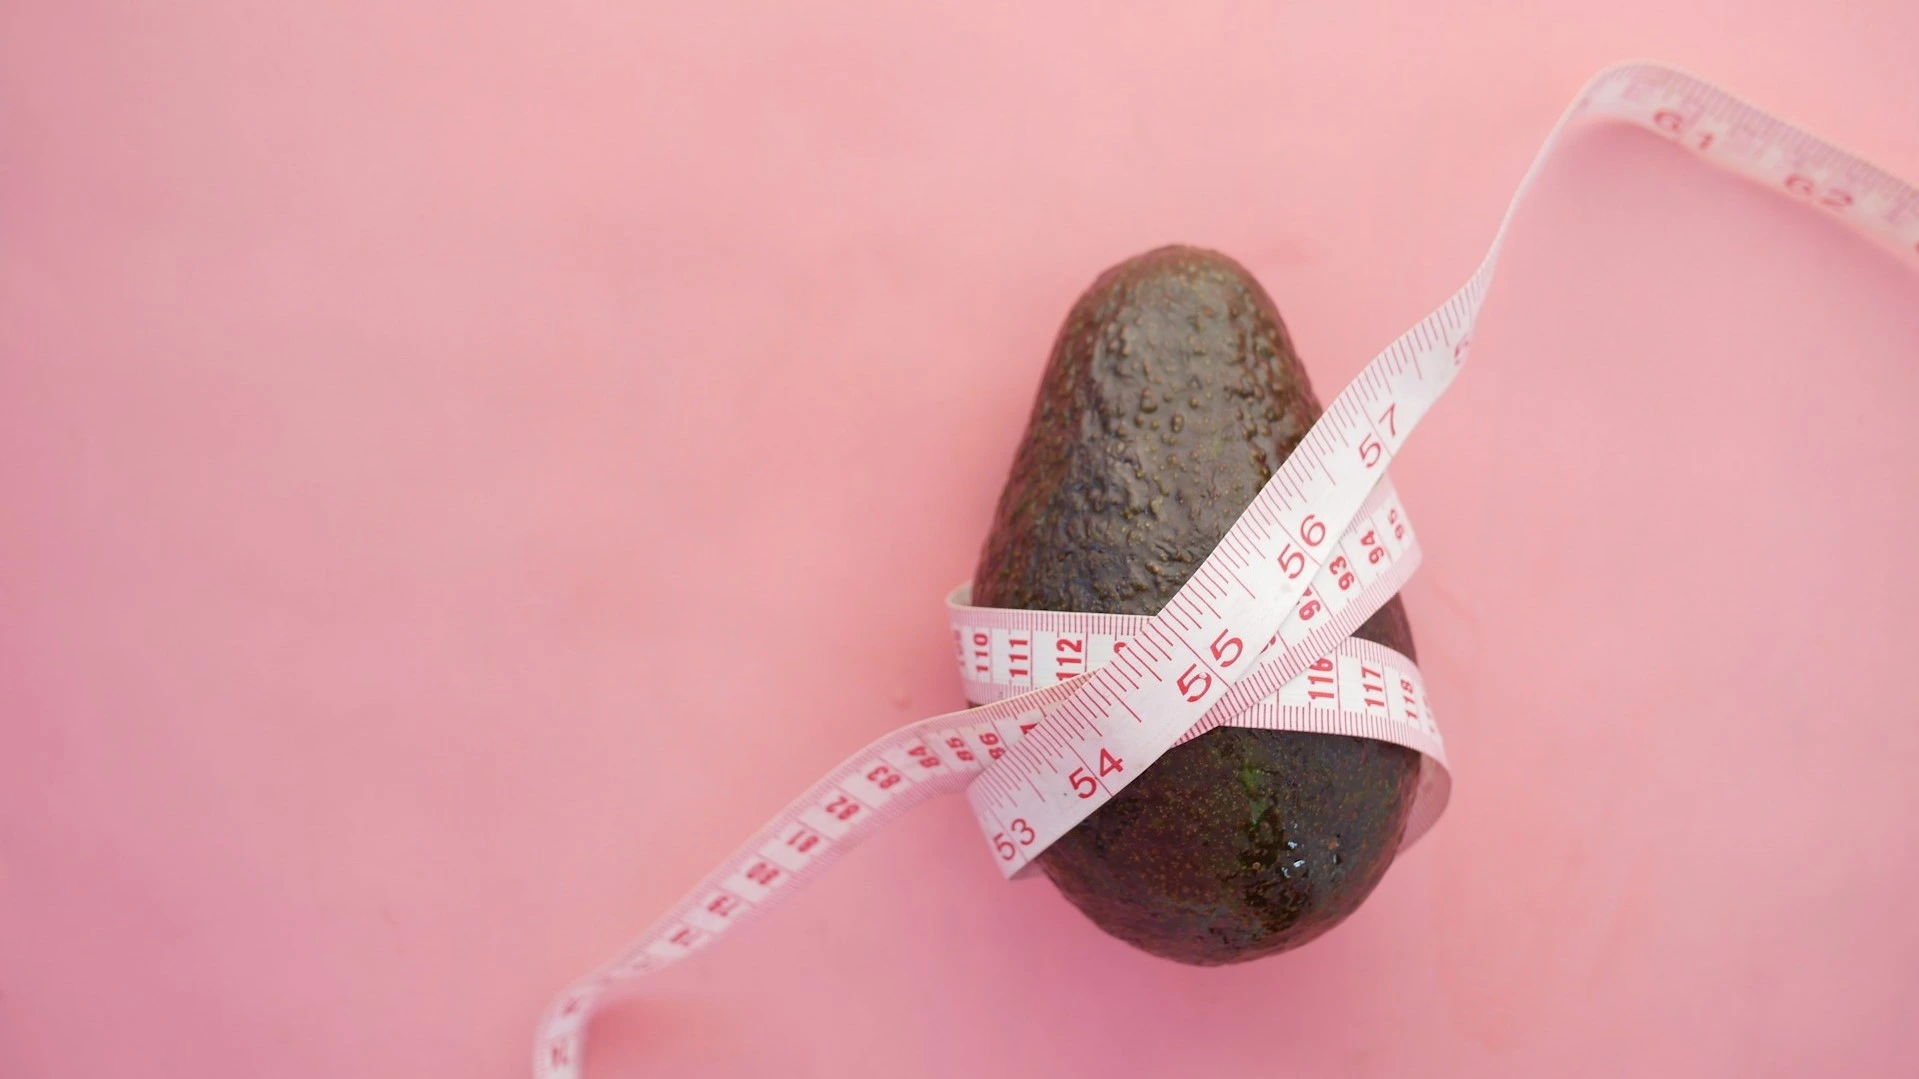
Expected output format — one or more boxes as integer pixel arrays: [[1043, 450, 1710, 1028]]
[[972, 246, 1422, 965]]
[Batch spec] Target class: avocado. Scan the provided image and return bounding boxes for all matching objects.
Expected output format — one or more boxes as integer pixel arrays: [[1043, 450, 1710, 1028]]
[[972, 246, 1422, 965]]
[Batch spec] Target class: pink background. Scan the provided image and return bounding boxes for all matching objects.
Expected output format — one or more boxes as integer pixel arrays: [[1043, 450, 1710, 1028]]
[[5, 3, 1918, 1077]]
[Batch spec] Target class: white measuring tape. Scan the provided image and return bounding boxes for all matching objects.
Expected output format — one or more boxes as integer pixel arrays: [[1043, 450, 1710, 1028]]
[[532, 61, 1919, 1077]]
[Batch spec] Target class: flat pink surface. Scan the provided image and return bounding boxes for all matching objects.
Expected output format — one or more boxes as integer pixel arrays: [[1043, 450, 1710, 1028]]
[[5, 3, 1919, 1077]]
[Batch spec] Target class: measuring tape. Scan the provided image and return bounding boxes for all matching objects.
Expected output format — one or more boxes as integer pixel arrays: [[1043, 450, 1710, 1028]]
[[531, 61, 1919, 1077]]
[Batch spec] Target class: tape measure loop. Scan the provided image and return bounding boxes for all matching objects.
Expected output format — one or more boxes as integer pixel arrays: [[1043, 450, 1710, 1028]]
[[532, 62, 1919, 1079]]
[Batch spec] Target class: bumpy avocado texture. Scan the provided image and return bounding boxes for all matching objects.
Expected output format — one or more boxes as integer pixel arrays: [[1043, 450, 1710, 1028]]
[[972, 246, 1422, 965]]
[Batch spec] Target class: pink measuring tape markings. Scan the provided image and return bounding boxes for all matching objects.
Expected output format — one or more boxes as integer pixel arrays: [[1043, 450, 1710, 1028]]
[[532, 61, 1919, 1077]]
